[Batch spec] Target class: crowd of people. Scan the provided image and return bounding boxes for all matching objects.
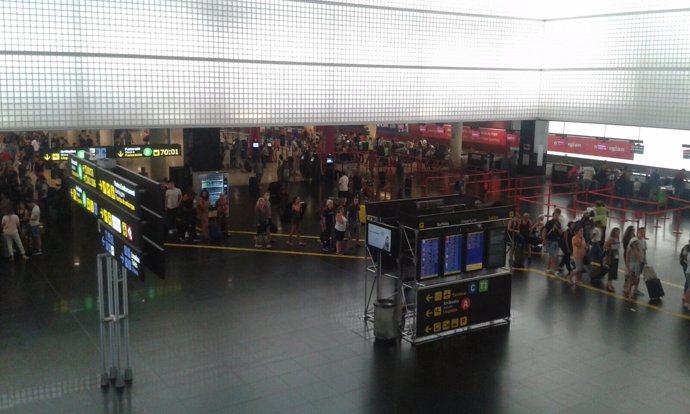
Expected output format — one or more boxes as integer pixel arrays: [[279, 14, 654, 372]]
[[0, 132, 50, 261], [507, 200, 686, 304]]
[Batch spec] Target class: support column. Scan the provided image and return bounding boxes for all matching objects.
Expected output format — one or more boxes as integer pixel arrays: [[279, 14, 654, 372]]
[[148, 129, 168, 180], [517, 120, 548, 176], [450, 122, 463, 166], [320, 126, 336, 155], [99, 130, 113, 146], [67, 130, 79, 146]]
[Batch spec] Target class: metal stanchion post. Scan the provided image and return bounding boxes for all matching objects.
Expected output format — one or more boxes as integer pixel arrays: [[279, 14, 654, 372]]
[[97, 254, 110, 388], [112, 259, 125, 389], [106, 257, 117, 383], [120, 263, 133, 385]]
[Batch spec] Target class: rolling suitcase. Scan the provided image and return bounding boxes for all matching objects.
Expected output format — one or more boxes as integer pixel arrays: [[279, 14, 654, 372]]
[[512, 247, 525, 268], [209, 223, 223, 242], [642, 266, 665, 300]]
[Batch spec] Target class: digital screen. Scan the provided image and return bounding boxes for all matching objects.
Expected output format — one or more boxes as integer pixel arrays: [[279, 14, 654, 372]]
[[486, 228, 507, 268], [69, 179, 98, 217], [252, 142, 260, 148], [367, 223, 392, 252], [100, 223, 142, 277], [98, 198, 141, 247], [326, 158, 334, 164], [97, 168, 139, 213], [69, 156, 97, 189], [465, 231, 485, 272], [420, 238, 440, 279], [200, 174, 228, 206], [444, 234, 464, 276], [267, 143, 272, 147], [114, 144, 181, 158]]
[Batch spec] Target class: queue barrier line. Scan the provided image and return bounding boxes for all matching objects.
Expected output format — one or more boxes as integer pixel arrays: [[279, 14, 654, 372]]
[[165, 242, 367, 260], [512, 266, 690, 321], [227, 230, 320, 240]]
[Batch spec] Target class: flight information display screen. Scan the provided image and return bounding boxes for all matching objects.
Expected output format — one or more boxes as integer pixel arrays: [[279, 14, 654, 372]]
[[419, 238, 440, 280], [465, 231, 485, 272], [486, 227, 507, 268], [443, 234, 464, 276], [100, 223, 142, 277]]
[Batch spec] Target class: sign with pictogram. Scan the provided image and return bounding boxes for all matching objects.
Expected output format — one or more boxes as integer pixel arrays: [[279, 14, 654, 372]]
[[415, 272, 511, 340]]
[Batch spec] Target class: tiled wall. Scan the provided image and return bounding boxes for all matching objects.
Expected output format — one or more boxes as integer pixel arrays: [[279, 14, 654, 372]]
[[0, 1, 688, 130]]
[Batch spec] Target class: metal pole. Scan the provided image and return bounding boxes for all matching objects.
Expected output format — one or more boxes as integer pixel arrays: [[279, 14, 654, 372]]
[[112, 259, 125, 389], [120, 263, 133, 385], [376, 250, 382, 300], [106, 257, 117, 383], [97, 254, 110, 388]]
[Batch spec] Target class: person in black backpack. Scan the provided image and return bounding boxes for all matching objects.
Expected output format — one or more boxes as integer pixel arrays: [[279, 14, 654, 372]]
[[558, 221, 575, 276], [680, 239, 690, 309]]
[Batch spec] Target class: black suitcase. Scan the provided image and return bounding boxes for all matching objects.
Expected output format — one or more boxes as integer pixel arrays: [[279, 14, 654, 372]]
[[645, 277, 665, 300], [320, 230, 331, 249], [209, 223, 223, 242], [512, 247, 525, 268]]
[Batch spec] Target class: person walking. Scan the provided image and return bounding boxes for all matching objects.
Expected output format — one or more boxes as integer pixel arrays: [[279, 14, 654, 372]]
[[197, 190, 210, 241], [319, 199, 335, 252], [27, 199, 41, 255], [215, 193, 229, 237], [592, 200, 608, 247], [2, 209, 29, 261], [571, 226, 587, 284], [254, 197, 271, 248], [334, 206, 348, 255], [603, 228, 621, 292], [543, 208, 563, 275], [681, 239, 690, 310], [558, 221, 575, 276], [346, 197, 362, 248], [286, 196, 304, 246], [165, 181, 182, 234]]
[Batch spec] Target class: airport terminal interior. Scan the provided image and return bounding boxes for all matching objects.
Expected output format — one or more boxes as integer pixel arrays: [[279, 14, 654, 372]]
[[2, 1, 690, 413]]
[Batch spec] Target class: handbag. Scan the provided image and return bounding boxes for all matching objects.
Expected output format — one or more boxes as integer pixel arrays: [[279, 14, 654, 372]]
[[642, 265, 657, 282]]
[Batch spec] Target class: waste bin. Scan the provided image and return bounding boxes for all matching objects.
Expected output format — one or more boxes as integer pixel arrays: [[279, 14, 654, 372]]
[[374, 299, 397, 341]]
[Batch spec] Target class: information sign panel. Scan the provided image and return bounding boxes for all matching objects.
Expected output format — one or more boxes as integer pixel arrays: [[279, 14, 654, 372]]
[[69, 157, 98, 190], [443, 234, 464, 276], [99, 221, 142, 278], [69, 179, 99, 217], [97, 168, 140, 214], [419, 238, 440, 280], [465, 231, 485, 272], [114, 144, 181, 158], [415, 272, 511, 339], [98, 197, 142, 248], [486, 227, 506, 268]]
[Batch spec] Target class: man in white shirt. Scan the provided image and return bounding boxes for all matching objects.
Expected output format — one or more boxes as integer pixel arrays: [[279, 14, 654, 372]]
[[338, 171, 349, 201], [165, 181, 182, 234], [581, 164, 596, 191], [27, 200, 41, 255], [2, 211, 29, 261]]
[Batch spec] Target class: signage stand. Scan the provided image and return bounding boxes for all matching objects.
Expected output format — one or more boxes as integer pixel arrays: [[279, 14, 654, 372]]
[[97, 253, 133, 389]]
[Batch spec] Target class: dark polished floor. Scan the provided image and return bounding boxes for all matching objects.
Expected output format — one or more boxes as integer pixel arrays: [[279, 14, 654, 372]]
[[1, 176, 690, 414]]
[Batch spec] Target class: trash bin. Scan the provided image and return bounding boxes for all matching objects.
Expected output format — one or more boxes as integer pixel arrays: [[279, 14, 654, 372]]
[[374, 299, 397, 341]]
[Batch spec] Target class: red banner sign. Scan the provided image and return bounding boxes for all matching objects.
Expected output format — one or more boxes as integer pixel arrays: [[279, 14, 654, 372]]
[[547, 135, 635, 160], [419, 124, 452, 139]]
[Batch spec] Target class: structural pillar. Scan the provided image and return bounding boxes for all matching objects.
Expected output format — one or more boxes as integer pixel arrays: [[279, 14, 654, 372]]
[[450, 122, 463, 166], [99, 130, 113, 146], [517, 120, 548, 176], [67, 130, 79, 146], [320, 126, 336, 155]]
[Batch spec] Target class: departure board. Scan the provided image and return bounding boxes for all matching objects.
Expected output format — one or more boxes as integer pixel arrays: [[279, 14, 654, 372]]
[[419, 238, 440, 280], [444, 234, 464, 276], [486, 227, 507, 268], [100, 223, 142, 277], [465, 231, 485, 272]]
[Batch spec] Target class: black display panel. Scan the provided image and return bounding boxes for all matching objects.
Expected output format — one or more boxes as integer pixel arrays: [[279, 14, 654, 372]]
[[415, 272, 511, 339], [69, 156, 98, 190], [443, 234, 464, 276], [486, 227, 507, 269], [419, 238, 440, 280], [98, 197, 142, 248], [69, 179, 99, 217], [99, 221, 143, 278], [97, 167, 140, 214], [464, 231, 485, 272]]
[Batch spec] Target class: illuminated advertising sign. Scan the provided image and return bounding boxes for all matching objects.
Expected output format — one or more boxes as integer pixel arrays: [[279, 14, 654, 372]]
[[547, 135, 635, 160], [99, 222, 142, 278], [97, 168, 139, 214], [114, 144, 181, 158], [98, 197, 142, 248], [69, 157, 98, 190], [44, 148, 89, 162], [69, 179, 99, 217]]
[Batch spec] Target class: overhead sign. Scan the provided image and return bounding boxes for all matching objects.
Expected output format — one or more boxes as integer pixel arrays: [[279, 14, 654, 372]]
[[97, 168, 140, 214], [69, 179, 99, 217], [547, 135, 635, 160], [415, 272, 511, 340], [114, 144, 181, 158], [98, 197, 142, 248], [69, 157, 98, 190], [44, 148, 88, 162], [632, 144, 644, 154], [99, 222, 142, 278]]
